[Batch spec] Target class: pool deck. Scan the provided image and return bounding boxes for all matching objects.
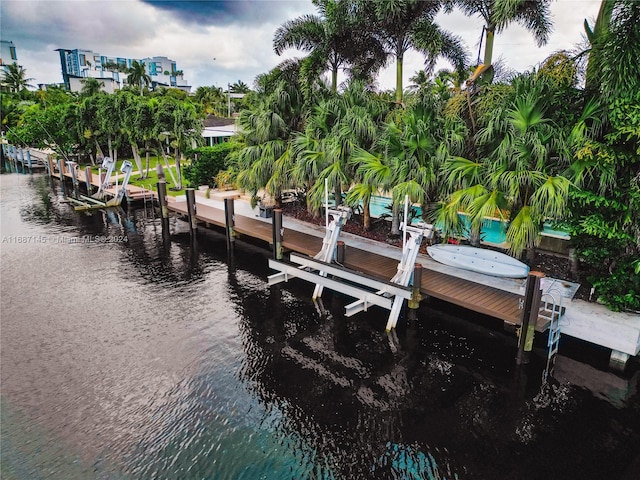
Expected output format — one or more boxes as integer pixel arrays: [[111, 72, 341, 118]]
[[168, 192, 640, 362]]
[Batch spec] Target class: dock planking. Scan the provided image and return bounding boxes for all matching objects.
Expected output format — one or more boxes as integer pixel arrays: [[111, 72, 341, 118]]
[[166, 199, 538, 330]]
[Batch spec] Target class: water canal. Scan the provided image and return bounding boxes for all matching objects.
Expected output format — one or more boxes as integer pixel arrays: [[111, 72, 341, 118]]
[[1, 173, 639, 479]]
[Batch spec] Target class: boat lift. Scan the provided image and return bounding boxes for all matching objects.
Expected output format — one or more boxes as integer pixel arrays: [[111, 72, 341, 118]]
[[268, 194, 433, 331], [67, 159, 133, 211]]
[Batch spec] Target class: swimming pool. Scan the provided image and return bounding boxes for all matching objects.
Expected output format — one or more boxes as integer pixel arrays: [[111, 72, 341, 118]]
[[365, 196, 570, 245]]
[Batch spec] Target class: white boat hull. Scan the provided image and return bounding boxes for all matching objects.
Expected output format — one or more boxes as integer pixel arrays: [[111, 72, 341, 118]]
[[427, 244, 530, 278]]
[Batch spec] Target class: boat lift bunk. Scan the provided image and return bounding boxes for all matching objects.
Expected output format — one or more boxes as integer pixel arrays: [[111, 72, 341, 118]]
[[268, 195, 434, 331]]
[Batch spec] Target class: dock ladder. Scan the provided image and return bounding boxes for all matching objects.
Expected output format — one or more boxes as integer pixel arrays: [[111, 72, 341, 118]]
[[540, 287, 564, 382]]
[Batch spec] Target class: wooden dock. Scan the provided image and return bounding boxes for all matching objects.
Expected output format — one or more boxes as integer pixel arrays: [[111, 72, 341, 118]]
[[166, 198, 541, 331], [57, 163, 157, 201]]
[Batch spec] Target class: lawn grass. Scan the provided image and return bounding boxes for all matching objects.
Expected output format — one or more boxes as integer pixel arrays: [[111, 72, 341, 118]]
[[91, 156, 190, 196]]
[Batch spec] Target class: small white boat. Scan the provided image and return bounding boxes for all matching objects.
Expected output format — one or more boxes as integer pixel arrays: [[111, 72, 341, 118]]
[[426, 244, 530, 278]]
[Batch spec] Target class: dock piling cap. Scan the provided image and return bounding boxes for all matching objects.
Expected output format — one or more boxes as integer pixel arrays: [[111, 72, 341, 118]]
[[529, 271, 546, 278]]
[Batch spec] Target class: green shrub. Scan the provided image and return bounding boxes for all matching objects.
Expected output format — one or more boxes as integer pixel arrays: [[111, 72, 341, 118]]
[[589, 259, 640, 312], [184, 144, 233, 188]]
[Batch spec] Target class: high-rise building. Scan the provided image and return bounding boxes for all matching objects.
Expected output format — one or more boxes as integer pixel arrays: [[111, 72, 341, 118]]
[[55, 48, 191, 93], [1, 40, 19, 75]]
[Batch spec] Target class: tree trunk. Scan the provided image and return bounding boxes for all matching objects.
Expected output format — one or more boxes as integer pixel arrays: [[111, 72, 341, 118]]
[[108, 136, 113, 160], [145, 141, 150, 178], [174, 148, 182, 190], [390, 202, 401, 237], [94, 139, 103, 164], [334, 184, 341, 207], [395, 54, 404, 104], [469, 226, 481, 247], [131, 142, 144, 177], [526, 246, 536, 265], [363, 198, 371, 231], [331, 67, 338, 94], [156, 140, 179, 186], [483, 28, 495, 67]]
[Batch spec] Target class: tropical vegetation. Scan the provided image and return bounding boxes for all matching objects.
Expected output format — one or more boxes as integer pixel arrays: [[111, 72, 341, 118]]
[[3, 0, 638, 312]]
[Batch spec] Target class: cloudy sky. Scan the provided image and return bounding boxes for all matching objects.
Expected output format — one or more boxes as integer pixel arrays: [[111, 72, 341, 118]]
[[1, 0, 601, 91]]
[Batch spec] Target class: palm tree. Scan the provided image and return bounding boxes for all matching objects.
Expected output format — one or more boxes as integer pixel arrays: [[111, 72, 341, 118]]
[[274, 0, 384, 93], [80, 77, 104, 97], [194, 85, 226, 115], [352, 100, 450, 235], [78, 95, 104, 164], [223, 73, 308, 206], [135, 97, 157, 178], [450, 0, 551, 79], [408, 70, 431, 91], [584, 0, 640, 99], [291, 80, 389, 220], [439, 84, 570, 258], [1, 63, 35, 92], [127, 60, 151, 96], [358, 0, 467, 104], [229, 80, 250, 93]]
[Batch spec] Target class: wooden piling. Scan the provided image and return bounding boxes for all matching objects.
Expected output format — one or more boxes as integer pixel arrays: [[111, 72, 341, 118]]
[[84, 166, 93, 193], [186, 188, 197, 234], [57, 158, 67, 196], [69, 163, 79, 197], [272, 208, 283, 260], [25, 150, 32, 172], [516, 271, 545, 365], [157, 180, 169, 220], [336, 240, 345, 264], [224, 197, 235, 248], [47, 155, 54, 178], [408, 263, 423, 310]]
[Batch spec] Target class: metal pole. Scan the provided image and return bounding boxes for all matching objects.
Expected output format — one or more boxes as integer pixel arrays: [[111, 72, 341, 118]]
[[324, 178, 329, 228], [186, 188, 197, 234], [403, 194, 409, 252], [224, 197, 235, 248], [272, 208, 283, 260], [516, 272, 544, 365]]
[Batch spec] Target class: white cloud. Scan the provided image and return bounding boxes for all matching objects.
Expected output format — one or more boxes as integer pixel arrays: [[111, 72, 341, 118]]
[[1, 0, 603, 91]]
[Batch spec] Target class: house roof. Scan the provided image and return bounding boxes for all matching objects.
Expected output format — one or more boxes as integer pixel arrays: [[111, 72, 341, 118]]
[[202, 123, 237, 138], [203, 115, 235, 128]]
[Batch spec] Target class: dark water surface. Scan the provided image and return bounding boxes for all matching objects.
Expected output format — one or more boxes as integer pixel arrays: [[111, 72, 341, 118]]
[[1, 173, 639, 480]]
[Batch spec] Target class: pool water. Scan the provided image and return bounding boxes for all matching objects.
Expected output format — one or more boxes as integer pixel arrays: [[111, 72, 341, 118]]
[[366, 196, 569, 245]]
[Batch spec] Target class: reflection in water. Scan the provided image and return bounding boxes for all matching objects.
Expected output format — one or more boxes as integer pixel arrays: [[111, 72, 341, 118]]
[[1, 173, 639, 480]]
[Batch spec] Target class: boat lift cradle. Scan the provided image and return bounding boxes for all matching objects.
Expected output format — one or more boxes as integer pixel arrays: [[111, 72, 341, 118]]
[[268, 201, 434, 331]]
